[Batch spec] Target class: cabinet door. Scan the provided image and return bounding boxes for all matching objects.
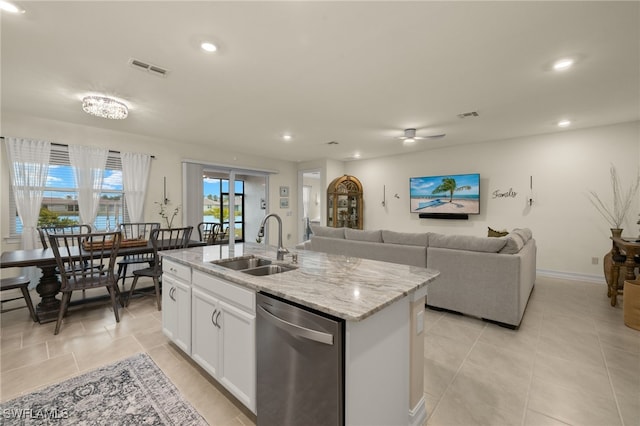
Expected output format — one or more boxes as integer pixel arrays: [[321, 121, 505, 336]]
[[219, 299, 256, 412], [162, 275, 192, 354], [191, 287, 221, 378], [174, 280, 192, 354], [162, 274, 179, 342]]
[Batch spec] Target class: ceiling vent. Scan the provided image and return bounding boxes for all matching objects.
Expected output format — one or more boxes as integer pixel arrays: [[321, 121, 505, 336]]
[[129, 58, 169, 77], [457, 111, 479, 119], [326, 141, 339, 145]]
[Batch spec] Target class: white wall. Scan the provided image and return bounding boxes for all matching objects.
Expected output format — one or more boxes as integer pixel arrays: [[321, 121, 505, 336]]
[[0, 112, 299, 253], [242, 174, 268, 243], [344, 121, 640, 280], [3, 112, 638, 280]]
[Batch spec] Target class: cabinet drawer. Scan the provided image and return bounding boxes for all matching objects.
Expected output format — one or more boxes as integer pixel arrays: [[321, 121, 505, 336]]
[[163, 259, 191, 282], [193, 270, 255, 313]]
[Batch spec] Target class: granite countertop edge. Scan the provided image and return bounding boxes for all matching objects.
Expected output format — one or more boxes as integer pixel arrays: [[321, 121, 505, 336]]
[[160, 243, 440, 321]]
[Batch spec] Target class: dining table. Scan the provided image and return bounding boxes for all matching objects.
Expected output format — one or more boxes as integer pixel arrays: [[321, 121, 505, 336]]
[[1, 239, 206, 324]]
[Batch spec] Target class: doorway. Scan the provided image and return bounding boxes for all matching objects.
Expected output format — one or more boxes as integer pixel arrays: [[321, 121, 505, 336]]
[[297, 169, 322, 243], [182, 161, 270, 247]]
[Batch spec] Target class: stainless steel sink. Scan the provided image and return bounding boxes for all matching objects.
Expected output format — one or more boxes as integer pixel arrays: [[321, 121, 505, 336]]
[[212, 255, 272, 271], [241, 264, 297, 276]]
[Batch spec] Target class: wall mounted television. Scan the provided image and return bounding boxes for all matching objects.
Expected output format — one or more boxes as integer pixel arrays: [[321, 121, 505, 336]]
[[410, 173, 480, 215]]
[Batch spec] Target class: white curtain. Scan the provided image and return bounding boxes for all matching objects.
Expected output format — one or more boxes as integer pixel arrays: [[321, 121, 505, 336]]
[[5, 137, 51, 250], [121, 152, 152, 223], [68, 145, 108, 227]]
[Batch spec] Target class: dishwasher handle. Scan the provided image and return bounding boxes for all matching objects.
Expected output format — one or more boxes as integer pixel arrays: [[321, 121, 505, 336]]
[[257, 305, 334, 345]]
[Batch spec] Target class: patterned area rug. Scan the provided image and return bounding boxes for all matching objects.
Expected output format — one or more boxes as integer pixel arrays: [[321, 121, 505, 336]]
[[1, 353, 208, 425]]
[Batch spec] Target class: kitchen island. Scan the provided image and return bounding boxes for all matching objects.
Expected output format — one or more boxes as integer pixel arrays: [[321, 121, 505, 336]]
[[160, 242, 439, 426]]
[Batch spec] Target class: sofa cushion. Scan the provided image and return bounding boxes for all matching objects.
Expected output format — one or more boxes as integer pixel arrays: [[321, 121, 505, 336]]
[[310, 224, 345, 239], [498, 228, 533, 254], [429, 233, 507, 253], [512, 228, 532, 243], [382, 230, 429, 247], [345, 228, 383, 243], [310, 236, 427, 267]]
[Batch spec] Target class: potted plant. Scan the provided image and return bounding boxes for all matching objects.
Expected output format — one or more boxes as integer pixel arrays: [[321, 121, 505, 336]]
[[587, 165, 640, 237]]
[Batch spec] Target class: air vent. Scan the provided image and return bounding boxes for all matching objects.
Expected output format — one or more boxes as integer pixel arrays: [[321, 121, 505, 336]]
[[129, 58, 168, 77], [457, 111, 479, 119]]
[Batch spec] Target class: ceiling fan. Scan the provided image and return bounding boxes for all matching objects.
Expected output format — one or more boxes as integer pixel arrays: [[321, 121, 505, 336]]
[[396, 128, 445, 143]]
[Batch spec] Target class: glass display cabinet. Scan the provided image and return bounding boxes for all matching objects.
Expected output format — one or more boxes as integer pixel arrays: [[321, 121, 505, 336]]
[[327, 175, 363, 229]]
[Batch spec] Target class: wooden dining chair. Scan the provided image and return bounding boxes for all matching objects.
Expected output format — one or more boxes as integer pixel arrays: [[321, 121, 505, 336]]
[[38, 224, 93, 249], [125, 226, 193, 310], [1, 276, 38, 322], [39, 224, 96, 298], [48, 231, 122, 335], [116, 222, 160, 291], [197, 222, 222, 245]]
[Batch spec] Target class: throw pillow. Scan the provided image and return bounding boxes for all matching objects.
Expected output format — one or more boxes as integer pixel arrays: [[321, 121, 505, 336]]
[[512, 228, 532, 243], [488, 227, 509, 237], [499, 232, 526, 254]]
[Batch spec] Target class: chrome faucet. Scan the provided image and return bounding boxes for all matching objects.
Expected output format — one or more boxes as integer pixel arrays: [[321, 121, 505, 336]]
[[258, 213, 290, 261]]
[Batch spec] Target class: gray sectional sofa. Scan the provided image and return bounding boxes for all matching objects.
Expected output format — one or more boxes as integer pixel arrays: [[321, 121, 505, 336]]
[[298, 225, 536, 328]]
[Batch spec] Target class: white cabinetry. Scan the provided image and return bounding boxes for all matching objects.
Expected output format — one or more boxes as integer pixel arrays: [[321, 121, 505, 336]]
[[162, 260, 191, 354], [191, 270, 256, 413]]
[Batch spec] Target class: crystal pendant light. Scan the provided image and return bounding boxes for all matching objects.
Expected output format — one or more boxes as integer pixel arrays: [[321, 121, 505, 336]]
[[82, 96, 128, 120]]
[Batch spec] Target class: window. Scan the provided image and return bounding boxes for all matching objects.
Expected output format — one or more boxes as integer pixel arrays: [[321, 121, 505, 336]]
[[203, 177, 245, 242], [10, 145, 125, 235]]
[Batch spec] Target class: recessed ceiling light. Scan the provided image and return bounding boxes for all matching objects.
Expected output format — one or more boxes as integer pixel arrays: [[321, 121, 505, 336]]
[[0, 1, 25, 13], [557, 119, 571, 128], [200, 42, 217, 53], [283, 134, 292, 141], [553, 58, 574, 71], [353, 153, 361, 159]]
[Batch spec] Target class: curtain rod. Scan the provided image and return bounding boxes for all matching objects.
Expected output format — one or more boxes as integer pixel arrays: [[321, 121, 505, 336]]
[[0, 137, 155, 158]]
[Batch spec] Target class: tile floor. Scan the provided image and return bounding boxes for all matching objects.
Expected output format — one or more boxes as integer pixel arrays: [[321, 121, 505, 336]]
[[1, 276, 638, 426], [424, 276, 639, 426]]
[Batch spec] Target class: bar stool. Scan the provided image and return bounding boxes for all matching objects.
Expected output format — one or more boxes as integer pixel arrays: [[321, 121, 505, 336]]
[[1, 276, 38, 322]]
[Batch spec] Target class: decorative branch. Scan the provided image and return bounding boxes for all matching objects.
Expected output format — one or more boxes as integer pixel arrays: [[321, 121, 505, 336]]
[[587, 165, 640, 229], [155, 201, 181, 229]]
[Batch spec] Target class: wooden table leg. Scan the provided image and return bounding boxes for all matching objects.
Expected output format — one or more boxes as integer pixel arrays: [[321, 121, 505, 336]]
[[34, 264, 61, 323], [624, 255, 638, 281], [611, 261, 620, 306]]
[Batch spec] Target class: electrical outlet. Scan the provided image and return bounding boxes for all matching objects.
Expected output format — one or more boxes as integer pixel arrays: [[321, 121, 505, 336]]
[[591, 257, 599, 265]]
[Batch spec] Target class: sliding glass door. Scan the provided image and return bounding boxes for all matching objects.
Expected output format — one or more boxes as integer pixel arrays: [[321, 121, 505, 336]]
[[182, 161, 270, 247], [204, 178, 245, 242]]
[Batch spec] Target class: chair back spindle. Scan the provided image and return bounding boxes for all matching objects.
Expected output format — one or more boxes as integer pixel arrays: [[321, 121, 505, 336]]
[[38, 224, 92, 249], [197, 222, 222, 245]]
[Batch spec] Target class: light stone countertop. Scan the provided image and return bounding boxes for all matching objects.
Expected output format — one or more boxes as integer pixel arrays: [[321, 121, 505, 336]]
[[161, 242, 440, 321]]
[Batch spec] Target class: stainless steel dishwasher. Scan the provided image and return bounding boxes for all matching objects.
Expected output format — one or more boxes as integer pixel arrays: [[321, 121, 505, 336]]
[[256, 292, 344, 426]]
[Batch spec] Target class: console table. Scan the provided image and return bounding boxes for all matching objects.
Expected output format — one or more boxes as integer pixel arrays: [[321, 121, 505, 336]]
[[609, 237, 640, 306]]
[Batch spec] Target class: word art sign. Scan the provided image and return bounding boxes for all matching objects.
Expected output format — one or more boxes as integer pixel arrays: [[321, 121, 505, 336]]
[[492, 188, 518, 199]]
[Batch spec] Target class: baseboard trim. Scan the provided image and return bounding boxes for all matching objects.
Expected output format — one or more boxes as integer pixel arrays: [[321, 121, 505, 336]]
[[536, 269, 605, 284], [408, 395, 427, 426]]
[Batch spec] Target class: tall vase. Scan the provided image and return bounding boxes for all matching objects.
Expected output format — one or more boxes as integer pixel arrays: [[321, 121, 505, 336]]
[[611, 228, 623, 238]]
